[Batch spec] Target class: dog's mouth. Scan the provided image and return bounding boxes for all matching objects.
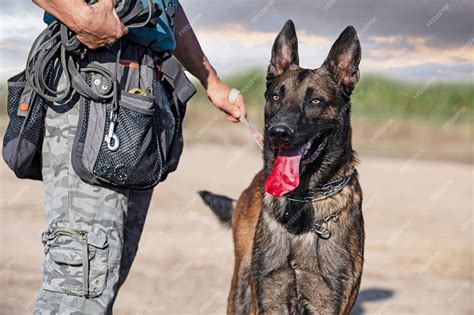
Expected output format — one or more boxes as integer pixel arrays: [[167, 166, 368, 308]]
[[264, 131, 330, 197]]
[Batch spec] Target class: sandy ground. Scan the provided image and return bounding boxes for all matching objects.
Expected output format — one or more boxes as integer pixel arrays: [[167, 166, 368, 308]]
[[0, 140, 472, 314]]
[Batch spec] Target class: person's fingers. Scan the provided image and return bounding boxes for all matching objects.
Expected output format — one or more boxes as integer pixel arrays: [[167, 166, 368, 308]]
[[98, 0, 115, 10], [225, 114, 240, 123], [235, 94, 247, 118], [219, 99, 241, 120], [122, 25, 129, 36], [77, 35, 100, 49], [111, 8, 128, 36]]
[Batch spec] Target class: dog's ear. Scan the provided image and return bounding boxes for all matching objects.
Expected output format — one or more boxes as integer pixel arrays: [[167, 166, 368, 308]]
[[268, 20, 299, 80], [323, 26, 361, 96]]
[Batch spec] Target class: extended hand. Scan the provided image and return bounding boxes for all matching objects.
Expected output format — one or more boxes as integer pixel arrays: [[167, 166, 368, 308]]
[[207, 78, 247, 123]]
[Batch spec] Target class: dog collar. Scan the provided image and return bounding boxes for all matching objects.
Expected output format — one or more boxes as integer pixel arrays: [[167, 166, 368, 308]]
[[286, 165, 355, 203], [284, 165, 355, 239]]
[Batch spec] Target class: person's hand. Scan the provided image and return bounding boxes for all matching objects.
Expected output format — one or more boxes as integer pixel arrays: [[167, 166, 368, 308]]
[[207, 78, 247, 122], [73, 0, 127, 49]]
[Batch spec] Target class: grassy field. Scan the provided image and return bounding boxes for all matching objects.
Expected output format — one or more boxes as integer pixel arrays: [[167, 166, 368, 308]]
[[189, 69, 473, 119], [186, 70, 472, 163], [1, 70, 472, 162]]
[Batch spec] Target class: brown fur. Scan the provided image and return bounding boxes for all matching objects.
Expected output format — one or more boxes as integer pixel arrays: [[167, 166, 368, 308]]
[[227, 162, 363, 314], [201, 20, 364, 314]]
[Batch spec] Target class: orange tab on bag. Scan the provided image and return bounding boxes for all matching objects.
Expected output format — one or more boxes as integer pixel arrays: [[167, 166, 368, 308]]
[[19, 103, 29, 111], [119, 59, 140, 68]]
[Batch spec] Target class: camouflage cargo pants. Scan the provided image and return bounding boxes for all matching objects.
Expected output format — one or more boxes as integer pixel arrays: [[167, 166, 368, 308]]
[[35, 100, 154, 314]]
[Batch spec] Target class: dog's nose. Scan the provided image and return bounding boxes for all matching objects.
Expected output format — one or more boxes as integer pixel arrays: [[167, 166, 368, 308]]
[[268, 124, 294, 146]]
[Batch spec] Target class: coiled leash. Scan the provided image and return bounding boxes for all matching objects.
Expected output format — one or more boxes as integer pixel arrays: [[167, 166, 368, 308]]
[[26, 0, 160, 103]]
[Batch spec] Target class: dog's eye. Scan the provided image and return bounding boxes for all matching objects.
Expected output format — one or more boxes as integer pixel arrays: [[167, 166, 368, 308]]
[[272, 94, 280, 101], [311, 99, 321, 105]]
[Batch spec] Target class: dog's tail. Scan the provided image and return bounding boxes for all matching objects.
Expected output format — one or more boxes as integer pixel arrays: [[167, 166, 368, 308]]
[[198, 191, 234, 225]]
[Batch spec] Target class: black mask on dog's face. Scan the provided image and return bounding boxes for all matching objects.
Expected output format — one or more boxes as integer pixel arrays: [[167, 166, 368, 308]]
[[263, 20, 361, 197]]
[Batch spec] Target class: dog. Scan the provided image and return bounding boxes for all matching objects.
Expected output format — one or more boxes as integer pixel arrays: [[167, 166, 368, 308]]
[[200, 20, 364, 314]]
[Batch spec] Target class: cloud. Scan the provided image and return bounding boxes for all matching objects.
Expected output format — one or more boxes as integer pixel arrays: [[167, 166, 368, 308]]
[[180, 0, 474, 49], [195, 24, 330, 49], [0, 1, 44, 78], [365, 35, 474, 69], [180, 0, 474, 80], [0, 0, 472, 81]]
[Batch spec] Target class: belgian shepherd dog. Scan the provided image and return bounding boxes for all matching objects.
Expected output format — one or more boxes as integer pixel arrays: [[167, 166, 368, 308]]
[[200, 20, 364, 314]]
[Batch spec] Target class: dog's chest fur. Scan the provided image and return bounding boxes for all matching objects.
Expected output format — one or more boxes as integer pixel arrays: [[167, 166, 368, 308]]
[[262, 181, 360, 233], [260, 181, 364, 307]]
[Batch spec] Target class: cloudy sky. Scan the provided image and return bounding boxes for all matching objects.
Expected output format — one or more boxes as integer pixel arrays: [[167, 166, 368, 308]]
[[0, 0, 472, 81]]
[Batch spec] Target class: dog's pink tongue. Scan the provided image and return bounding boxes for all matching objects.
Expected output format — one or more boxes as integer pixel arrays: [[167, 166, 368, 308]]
[[264, 148, 302, 197]]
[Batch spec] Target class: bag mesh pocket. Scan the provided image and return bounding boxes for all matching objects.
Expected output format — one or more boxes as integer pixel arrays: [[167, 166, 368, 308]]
[[21, 93, 47, 145], [2, 71, 48, 180], [92, 102, 162, 189], [3, 72, 27, 146], [3, 60, 53, 179]]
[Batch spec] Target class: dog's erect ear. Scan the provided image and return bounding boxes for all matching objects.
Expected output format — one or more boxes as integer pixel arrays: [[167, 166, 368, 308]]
[[323, 26, 361, 96], [268, 20, 299, 79]]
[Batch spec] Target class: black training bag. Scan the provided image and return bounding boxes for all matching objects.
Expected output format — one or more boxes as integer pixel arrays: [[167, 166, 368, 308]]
[[2, 72, 48, 180], [3, 31, 195, 189], [71, 41, 195, 190], [2, 24, 61, 180]]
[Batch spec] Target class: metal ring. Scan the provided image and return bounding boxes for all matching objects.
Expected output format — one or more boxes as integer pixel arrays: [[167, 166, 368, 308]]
[[106, 134, 120, 151], [313, 225, 331, 239]]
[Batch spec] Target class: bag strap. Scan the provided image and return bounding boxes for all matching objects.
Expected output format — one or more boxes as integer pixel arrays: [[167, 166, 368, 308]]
[[160, 58, 196, 104]]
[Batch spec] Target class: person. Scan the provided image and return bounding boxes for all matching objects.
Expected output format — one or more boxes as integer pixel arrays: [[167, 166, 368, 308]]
[[30, 0, 247, 313]]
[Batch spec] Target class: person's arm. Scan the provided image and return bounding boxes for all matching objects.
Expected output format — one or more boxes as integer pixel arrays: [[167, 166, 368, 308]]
[[32, 0, 127, 49], [173, 4, 246, 122]]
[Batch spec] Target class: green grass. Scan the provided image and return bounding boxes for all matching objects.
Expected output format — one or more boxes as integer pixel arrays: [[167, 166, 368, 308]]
[[1, 69, 471, 122], [0, 70, 471, 162], [2, 69, 472, 116], [353, 75, 473, 119], [189, 69, 472, 122]]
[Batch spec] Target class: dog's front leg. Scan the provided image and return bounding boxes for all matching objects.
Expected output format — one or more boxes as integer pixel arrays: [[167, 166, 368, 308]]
[[251, 211, 296, 314], [228, 257, 253, 315]]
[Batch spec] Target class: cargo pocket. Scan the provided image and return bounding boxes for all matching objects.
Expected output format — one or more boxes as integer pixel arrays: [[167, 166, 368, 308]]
[[41, 225, 109, 297]]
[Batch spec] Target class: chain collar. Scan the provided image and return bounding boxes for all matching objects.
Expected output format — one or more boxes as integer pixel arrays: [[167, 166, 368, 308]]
[[287, 165, 355, 203], [285, 165, 356, 239]]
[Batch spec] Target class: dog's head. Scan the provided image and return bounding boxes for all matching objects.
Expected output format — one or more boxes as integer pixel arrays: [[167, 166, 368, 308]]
[[263, 20, 361, 197]]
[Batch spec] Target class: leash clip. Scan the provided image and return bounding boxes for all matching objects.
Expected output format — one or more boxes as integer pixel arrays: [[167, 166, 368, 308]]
[[105, 111, 120, 151], [312, 224, 331, 239]]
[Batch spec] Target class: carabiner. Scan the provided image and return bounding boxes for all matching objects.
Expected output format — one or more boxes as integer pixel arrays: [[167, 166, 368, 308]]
[[105, 120, 120, 151]]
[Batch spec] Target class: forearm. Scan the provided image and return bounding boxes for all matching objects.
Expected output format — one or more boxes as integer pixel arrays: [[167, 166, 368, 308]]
[[32, 0, 89, 32], [173, 4, 217, 89]]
